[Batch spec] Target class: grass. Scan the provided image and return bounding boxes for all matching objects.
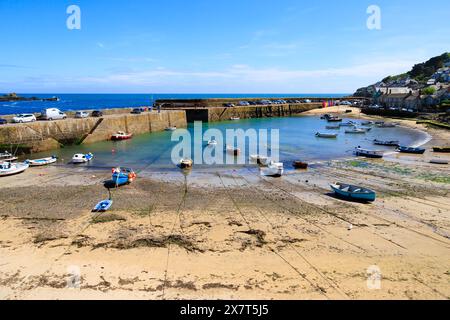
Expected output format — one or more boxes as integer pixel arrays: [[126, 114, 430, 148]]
[[416, 120, 450, 130], [417, 174, 450, 184]]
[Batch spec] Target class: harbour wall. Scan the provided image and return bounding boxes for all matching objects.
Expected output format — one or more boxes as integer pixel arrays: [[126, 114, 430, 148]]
[[0, 110, 186, 153]]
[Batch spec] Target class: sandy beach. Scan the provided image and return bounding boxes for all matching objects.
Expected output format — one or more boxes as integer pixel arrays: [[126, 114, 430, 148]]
[[1, 108, 449, 300]]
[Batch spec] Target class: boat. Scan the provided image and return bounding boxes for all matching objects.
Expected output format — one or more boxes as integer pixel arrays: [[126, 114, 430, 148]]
[[326, 125, 340, 129], [320, 114, 332, 120], [261, 162, 284, 177], [179, 158, 193, 169], [330, 182, 376, 202], [327, 117, 343, 122], [111, 131, 133, 140], [339, 121, 356, 127], [112, 167, 137, 186], [226, 145, 241, 156], [72, 153, 94, 164], [345, 128, 366, 134], [377, 123, 397, 128], [373, 139, 400, 147], [26, 156, 57, 167], [397, 146, 425, 154], [355, 147, 384, 159], [92, 199, 113, 213], [430, 159, 448, 165], [207, 140, 217, 146], [360, 127, 372, 132], [250, 155, 270, 166], [165, 126, 177, 131], [292, 161, 308, 169], [361, 121, 374, 126], [316, 132, 338, 138], [0, 162, 29, 177], [433, 146, 450, 153], [230, 117, 240, 121], [0, 151, 18, 162]]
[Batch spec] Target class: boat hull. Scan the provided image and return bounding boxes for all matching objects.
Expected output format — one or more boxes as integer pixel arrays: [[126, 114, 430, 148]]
[[331, 184, 376, 202], [397, 147, 425, 154], [27, 157, 57, 167], [433, 147, 450, 153], [111, 135, 132, 141], [92, 200, 113, 213], [0, 163, 29, 177], [293, 161, 308, 169]]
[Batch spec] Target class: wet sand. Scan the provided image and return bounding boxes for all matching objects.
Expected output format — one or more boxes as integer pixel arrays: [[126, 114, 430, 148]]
[[1, 108, 449, 300]]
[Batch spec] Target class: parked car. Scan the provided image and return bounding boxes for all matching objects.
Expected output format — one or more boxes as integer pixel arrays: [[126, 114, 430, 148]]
[[75, 111, 89, 118], [248, 101, 257, 105], [131, 108, 142, 114], [91, 110, 103, 117], [304, 99, 312, 103], [41, 108, 67, 120], [223, 103, 235, 108], [12, 114, 36, 123], [238, 101, 250, 106], [0, 118, 7, 125]]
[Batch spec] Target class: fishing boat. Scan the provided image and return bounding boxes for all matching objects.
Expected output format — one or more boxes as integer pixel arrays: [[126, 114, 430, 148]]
[[261, 162, 284, 177], [72, 153, 94, 164], [292, 161, 308, 169], [316, 132, 338, 138], [326, 125, 340, 129], [330, 182, 376, 202], [430, 159, 448, 165], [226, 145, 241, 156], [433, 146, 450, 153], [165, 126, 177, 131], [0, 162, 29, 177], [26, 156, 57, 167], [373, 139, 400, 147], [207, 140, 217, 146], [345, 128, 366, 134], [179, 158, 193, 169], [92, 199, 113, 213], [111, 131, 133, 140], [230, 117, 240, 121], [0, 151, 18, 162], [397, 146, 426, 154], [339, 121, 356, 127], [112, 167, 137, 186], [355, 147, 384, 159]]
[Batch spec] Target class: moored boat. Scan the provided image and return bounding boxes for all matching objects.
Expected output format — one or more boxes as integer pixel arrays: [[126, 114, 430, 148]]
[[397, 146, 426, 154], [373, 139, 399, 146], [316, 132, 338, 138], [0, 162, 29, 177], [355, 147, 384, 159], [261, 162, 284, 177], [330, 182, 376, 202], [361, 121, 374, 126], [111, 131, 133, 140], [327, 117, 342, 122], [339, 121, 356, 127], [179, 158, 193, 169], [112, 167, 137, 186], [326, 125, 340, 129], [292, 161, 308, 169], [230, 117, 240, 121], [26, 156, 57, 167], [0, 151, 18, 162], [377, 122, 397, 128], [92, 199, 113, 213], [345, 128, 366, 134], [165, 126, 177, 131], [72, 153, 94, 164], [433, 146, 450, 153], [430, 159, 448, 165]]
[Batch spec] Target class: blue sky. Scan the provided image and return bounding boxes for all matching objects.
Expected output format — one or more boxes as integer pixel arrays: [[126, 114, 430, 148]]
[[0, 0, 449, 93]]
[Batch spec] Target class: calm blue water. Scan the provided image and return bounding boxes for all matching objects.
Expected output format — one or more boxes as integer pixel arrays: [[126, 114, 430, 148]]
[[28, 116, 428, 172], [0, 93, 348, 115]]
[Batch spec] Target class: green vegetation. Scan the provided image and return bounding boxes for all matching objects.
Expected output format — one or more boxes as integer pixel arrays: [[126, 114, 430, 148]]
[[408, 52, 450, 82], [422, 86, 436, 95], [418, 173, 450, 184], [416, 120, 450, 130], [382, 73, 408, 83]]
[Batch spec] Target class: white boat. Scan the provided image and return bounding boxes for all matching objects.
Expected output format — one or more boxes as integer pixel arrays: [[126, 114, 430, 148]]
[[72, 153, 94, 164], [165, 126, 177, 131], [0, 162, 29, 177], [230, 117, 240, 121], [361, 121, 374, 126], [26, 156, 57, 167], [261, 161, 284, 177], [345, 128, 366, 134], [316, 132, 338, 138], [250, 155, 270, 166], [377, 123, 397, 128], [0, 151, 18, 162], [339, 121, 356, 127], [207, 140, 217, 146], [355, 147, 384, 159]]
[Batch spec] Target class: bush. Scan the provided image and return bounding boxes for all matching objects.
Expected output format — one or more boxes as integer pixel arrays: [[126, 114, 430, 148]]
[[422, 86, 436, 95]]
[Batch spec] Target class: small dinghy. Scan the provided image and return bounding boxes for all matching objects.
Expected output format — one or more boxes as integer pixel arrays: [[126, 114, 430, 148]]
[[0, 162, 29, 177], [292, 161, 308, 169], [26, 156, 57, 167], [326, 125, 340, 130], [165, 126, 177, 131], [112, 167, 137, 186], [355, 147, 384, 159], [327, 117, 342, 122], [92, 199, 113, 213], [321, 114, 332, 120], [377, 122, 397, 128], [230, 117, 240, 121], [397, 146, 425, 154], [0, 151, 18, 162], [330, 182, 376, 202], [72, 153, 94, 164], [361, 121, 374, 126], [430, 159, 448, 165], [339, 121, 356, 127], [433, 146, 450, 153], [179, 158, 193, 169], [316, 132, 338, 138], [111, 131, 133, 141], [261, 162, 284, 177], [373, 139, 399, 147], [345, 128, 366, 134], [226, 145, 241, 156]]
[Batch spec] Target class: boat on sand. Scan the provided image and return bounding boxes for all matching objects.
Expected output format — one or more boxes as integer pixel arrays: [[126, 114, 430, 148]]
[[373, 139, 399, 147], [433, 146, 450, 153], [397, 146, 426, 154], [72, 153, 94, 164], [0, 162, 29, 177], [26, 156, 57, 167], [92, 199, 113, 213], [355, 147, 384, 159], [330, 182, 376, 202]]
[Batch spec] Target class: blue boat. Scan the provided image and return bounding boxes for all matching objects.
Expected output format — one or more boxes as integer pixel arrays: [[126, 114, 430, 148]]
[[92, 199, 113, 213], [111, 167, 137, 186], [330, 182, 376, 202], [397, 146, 425, 154]]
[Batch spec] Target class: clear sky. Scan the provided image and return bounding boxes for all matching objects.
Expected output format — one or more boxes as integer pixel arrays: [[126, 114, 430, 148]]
[[0, 0, 449, 93]]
